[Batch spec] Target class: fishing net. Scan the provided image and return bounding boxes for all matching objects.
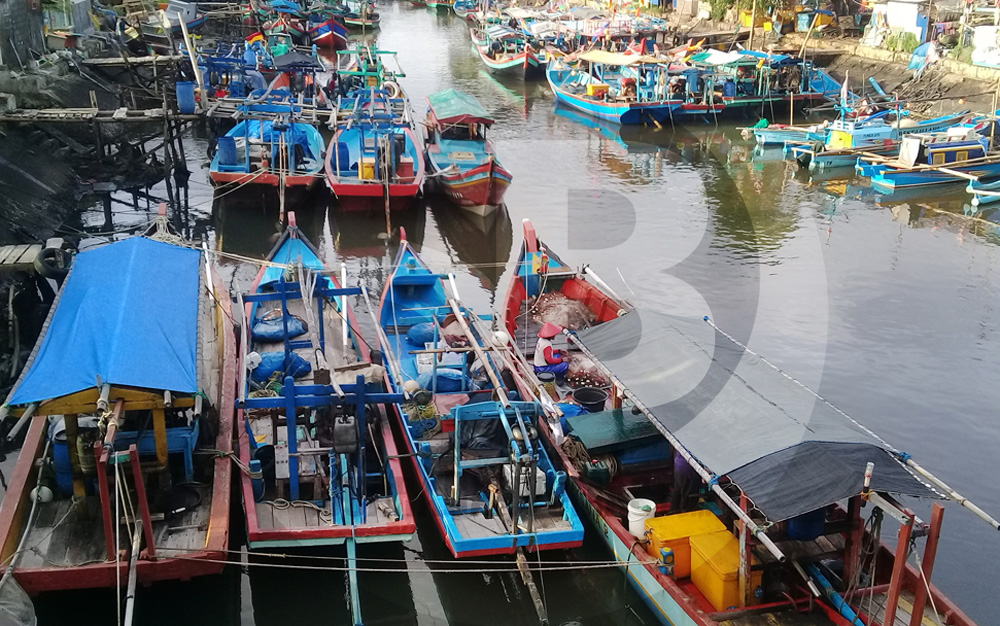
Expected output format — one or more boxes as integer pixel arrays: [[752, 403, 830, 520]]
[[0, 576, 36, 626], [531, 292, 595, 331], [565, 354, 610, 389]]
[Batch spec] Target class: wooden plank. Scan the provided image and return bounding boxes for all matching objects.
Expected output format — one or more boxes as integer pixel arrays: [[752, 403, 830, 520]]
[[152, 409, 168, 467], [13, 244, 40, 266], [9, 387, 194, 417], [0, 246, 19, 265], [1, 245, 30, 265], [255, 502, 274, 530]]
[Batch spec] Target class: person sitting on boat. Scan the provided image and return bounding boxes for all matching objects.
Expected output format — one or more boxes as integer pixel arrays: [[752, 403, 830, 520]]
[[534, 322, 569, 378], [670, 452, 701, 514]]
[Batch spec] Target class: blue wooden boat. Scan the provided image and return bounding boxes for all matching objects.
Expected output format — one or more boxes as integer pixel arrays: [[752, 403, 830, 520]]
[[377, 231, 584, 558], [325, 86, 425, 211], [547, 54, 725, 125], [424, 89, 512, 215], [236, 212, 414, 625], [859, 128, 1000, 192], [210, 103, 326, 188], [453, 0, 477, 18], [746, 122, 830, 146], [788, 110, 971, 170]]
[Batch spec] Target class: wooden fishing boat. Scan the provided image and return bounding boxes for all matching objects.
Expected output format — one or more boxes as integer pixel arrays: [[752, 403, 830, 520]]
[[341, 0, 380, 29], [745, 122, 829, 146], [858, 128, 1000, 192], [236, 213, 414, 625], [210, 103, 326, 188], [788, 111, 972, 170], [325, 86, 425, 211], [376, 231, 585, 559], [689, 49, 842, 111], [308, 16, 348, 49], [424, 89, 512, 215], [474, 25, 547, 79], [427, 0, 454, 9], [547, 55, 725, 125], [499, 218, 987, 626], [453, 0, 477, 19], [0, 228, 236, 596]]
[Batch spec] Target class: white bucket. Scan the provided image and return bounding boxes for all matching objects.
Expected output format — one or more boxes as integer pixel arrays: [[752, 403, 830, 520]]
[[626, 498, 656, 539]]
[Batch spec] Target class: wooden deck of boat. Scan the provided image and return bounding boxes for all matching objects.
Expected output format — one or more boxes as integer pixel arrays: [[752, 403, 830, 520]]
[[17, 484, 212, 569], [511, 300, 572, 358], [432, 471, 574, 538], [254, 496, 398, 532], [719, 610, 837, 626], [854, 589, 945, 626]]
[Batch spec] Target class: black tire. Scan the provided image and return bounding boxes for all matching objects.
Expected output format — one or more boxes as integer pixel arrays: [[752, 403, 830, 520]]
[[33, 247, 72, 279]]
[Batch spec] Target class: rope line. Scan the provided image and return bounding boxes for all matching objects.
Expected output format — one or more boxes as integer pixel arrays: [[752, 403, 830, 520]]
[[152, 553, 657, 575], [152, 545, 652, 568]]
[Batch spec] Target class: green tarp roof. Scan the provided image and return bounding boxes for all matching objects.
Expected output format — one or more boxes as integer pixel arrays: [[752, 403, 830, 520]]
[[427, 89, 494, 126]]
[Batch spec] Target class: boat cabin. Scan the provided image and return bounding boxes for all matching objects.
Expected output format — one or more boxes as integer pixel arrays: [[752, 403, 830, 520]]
[[896, 128, 988, 168]]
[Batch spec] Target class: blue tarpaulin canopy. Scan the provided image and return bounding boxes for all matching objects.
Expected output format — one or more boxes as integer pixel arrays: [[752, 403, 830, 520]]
[[9, 237, 202, 406]]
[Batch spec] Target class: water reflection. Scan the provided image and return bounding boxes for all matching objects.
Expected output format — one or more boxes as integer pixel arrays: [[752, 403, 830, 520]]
[[431, 203, 512, 292]]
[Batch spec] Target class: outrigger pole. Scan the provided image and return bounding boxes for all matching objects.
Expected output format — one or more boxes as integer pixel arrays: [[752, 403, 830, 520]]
[[563, 331, 788, 564]]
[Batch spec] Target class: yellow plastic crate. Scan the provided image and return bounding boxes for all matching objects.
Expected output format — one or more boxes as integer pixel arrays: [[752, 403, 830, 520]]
[[690, 530, 762, 612], [587, 84, 609, 97], [360, 157, 376, 180], [644, 510, 725, 578]]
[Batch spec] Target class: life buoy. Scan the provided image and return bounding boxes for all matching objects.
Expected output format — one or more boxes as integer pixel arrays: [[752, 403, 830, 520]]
[[34, 247, 72, 279], [383, 81, 401, 99]]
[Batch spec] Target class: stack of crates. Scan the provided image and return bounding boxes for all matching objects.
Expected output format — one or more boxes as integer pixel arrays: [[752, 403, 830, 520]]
[[690, 530, 762, 612], [644, 510, 726, 578]]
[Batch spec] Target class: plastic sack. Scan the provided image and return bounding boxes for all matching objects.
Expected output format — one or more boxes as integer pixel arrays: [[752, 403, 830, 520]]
[[417, 369, 475, 393], [407, 322, 436, 345], [251, 351, 312, 383], [252, 313, 307, 343]]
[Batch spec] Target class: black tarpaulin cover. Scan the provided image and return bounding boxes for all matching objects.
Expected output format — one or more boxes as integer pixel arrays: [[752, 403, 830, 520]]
[[575, 308, 937, 522]]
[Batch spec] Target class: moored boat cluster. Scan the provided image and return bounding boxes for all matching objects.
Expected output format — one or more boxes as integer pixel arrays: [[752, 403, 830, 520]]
[[1, 2, 999, 626]]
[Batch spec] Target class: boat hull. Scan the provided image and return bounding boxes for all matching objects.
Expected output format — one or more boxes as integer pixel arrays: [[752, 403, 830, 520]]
[[871, 162, 1000, 191], [309, 19, 348, 49], [476, 45, 545, 80], [547, 67, 724, 125], [325, 125, 426, 211], [209, 170, 320, 187], [429, 158, 511, 214]]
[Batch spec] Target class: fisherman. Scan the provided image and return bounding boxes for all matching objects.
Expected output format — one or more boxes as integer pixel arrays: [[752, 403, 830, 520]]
[[670, 452, 701, 514], [533, 322, 569, 379]]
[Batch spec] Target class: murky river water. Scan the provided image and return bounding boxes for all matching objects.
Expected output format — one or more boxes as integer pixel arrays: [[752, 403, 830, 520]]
[[38, 3, 1000, 624]]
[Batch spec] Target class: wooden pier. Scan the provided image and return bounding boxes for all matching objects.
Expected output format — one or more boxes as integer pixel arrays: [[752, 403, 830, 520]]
[[80, 55, 185, 68], [0, 108, 201, 124]]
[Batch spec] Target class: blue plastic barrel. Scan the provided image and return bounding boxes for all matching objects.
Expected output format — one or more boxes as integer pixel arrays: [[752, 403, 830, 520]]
[[723, 80, 737, 98], [176, 81, 196, 114], [788, 508, 826, 540], [49, 420, 73, 497]]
